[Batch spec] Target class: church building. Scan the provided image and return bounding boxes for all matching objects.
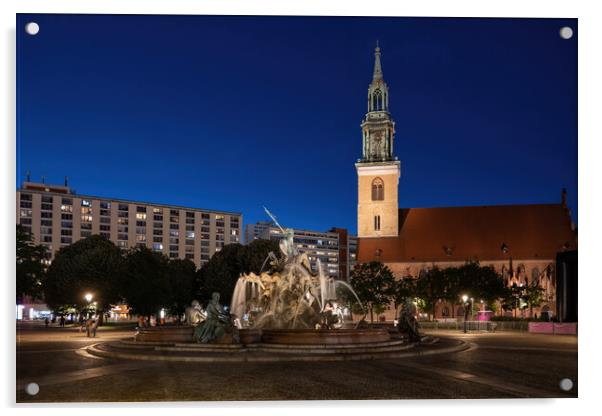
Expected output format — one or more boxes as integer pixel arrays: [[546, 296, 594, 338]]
[[355, 45, 578, 321]]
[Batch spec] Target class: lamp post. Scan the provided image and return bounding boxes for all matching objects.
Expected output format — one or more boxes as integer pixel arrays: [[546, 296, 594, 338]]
[[84, 293, 93, 319], [470, 297, 474, 319], [462, 294, 468, 333]]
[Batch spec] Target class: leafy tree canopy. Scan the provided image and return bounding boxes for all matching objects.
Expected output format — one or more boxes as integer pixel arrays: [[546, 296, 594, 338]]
[[348, 261, 396, 322], [166, 258, 199, 318], [16, 225, 47, 303], [43, 235, 123, 312], [121, 247, 171, 317], [199, 239, 282, 306]]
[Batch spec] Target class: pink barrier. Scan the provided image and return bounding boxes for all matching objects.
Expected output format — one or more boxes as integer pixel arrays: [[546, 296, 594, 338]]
[[554, 323, 578, 335], [528, 322, 577, 335], [528, 322, 554, 333]]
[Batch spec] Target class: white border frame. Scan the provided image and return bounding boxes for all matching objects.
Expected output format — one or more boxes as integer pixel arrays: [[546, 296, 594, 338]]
[[3, 1, 600, 415]]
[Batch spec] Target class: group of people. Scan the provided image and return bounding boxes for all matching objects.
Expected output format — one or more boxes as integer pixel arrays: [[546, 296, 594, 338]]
[[136, 315, 167, 328], [43, 315, 68, 328], [78, 315, 100, 337]]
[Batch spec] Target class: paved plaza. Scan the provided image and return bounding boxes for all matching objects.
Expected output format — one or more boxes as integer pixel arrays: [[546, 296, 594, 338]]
[[16, 321, 577, 402]]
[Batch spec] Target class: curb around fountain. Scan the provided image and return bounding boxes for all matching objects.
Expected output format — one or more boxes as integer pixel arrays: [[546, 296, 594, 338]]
[[84, 336, 469, 363]]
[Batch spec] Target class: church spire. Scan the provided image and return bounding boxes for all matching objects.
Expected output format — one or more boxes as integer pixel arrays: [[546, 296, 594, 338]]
[[373, 41, 383, 80], [361, 42, 395, 163]]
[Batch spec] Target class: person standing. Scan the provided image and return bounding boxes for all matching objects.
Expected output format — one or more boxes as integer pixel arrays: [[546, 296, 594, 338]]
[[44, 317, 49, 328], [91, 318, 98, 337], [85, 318, 93, 337], [59, 315, 65, 327]]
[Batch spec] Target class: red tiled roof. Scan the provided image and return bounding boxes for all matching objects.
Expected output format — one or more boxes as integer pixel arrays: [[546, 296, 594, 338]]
[[358, 204, 577, 263]]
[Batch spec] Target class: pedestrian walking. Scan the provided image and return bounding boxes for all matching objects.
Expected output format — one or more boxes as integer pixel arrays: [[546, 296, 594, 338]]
[[85, 318, 94, 337], [59, 315, 65, 327], [44, 317, 49, 328], [91, 319, 98, 337]]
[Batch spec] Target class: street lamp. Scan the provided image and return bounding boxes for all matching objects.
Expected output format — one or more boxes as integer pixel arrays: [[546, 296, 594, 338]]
[[461, 294, 469, 333], [84, 293, 93, 319], [470, 297, 474, 319]]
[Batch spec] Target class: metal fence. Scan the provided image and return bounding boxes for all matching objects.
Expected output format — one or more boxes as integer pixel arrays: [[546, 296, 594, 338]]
[[419, 320, 529, 332]]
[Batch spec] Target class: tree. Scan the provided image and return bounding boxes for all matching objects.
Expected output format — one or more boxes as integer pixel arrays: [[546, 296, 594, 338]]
[[121, 247, 171, 318], [199, 243, 244, 306], [166, 258, 198, 321], [414, 262, 507, 320], [16, 225, 47, 303], [44, 235, 123, 321], [391, 275, 416, 315], [239, 239, 282, 274], [415, 266, 447, 320], [199, 239, 282, 306], [456, 262, 506, 305], [348, 262, 395, 323], [524, 281, 545, 318]]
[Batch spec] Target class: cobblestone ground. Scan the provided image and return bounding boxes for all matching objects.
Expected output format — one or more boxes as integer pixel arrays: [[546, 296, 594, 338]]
[[16, 323, 577, 402]]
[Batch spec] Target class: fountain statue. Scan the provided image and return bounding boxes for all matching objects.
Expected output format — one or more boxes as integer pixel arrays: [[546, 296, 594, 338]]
[[193, 292, 239, 344], [231, 208, 364, 330], [397, 298, 421, 341], [184, 300, 206, 326]]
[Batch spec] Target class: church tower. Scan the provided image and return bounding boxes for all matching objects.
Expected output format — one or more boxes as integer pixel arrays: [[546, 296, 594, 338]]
[[356, 43, 400, 238]]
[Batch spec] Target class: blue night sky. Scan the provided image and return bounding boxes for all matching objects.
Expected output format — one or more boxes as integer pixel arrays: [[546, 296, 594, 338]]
[[16, 14, 578, 234]]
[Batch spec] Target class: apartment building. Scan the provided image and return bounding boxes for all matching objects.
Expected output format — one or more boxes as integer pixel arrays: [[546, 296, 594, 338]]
[[16, 181, 242, 269], [244, 221, 357, 280]]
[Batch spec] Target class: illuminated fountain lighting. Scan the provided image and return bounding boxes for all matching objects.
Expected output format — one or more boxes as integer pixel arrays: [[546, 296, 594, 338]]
[[231, 208, 364, 330]]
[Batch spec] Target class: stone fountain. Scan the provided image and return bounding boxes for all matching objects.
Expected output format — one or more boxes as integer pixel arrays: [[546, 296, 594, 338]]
[[226, 208, 389, 344]]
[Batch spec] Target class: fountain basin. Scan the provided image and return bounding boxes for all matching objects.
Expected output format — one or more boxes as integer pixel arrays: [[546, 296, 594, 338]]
[[135, 326, 194, 343], [134, 326, 389, 345], [135, 326, 262, 344], [261, 328, 390, 345]]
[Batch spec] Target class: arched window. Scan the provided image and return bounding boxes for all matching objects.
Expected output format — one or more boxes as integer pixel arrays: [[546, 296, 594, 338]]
[[372, 89, 382, 111], [374, 215, 381, 231], [518, 264, 526, 284], [531, 267, 540, 285], [372, 177, 384, 201]]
